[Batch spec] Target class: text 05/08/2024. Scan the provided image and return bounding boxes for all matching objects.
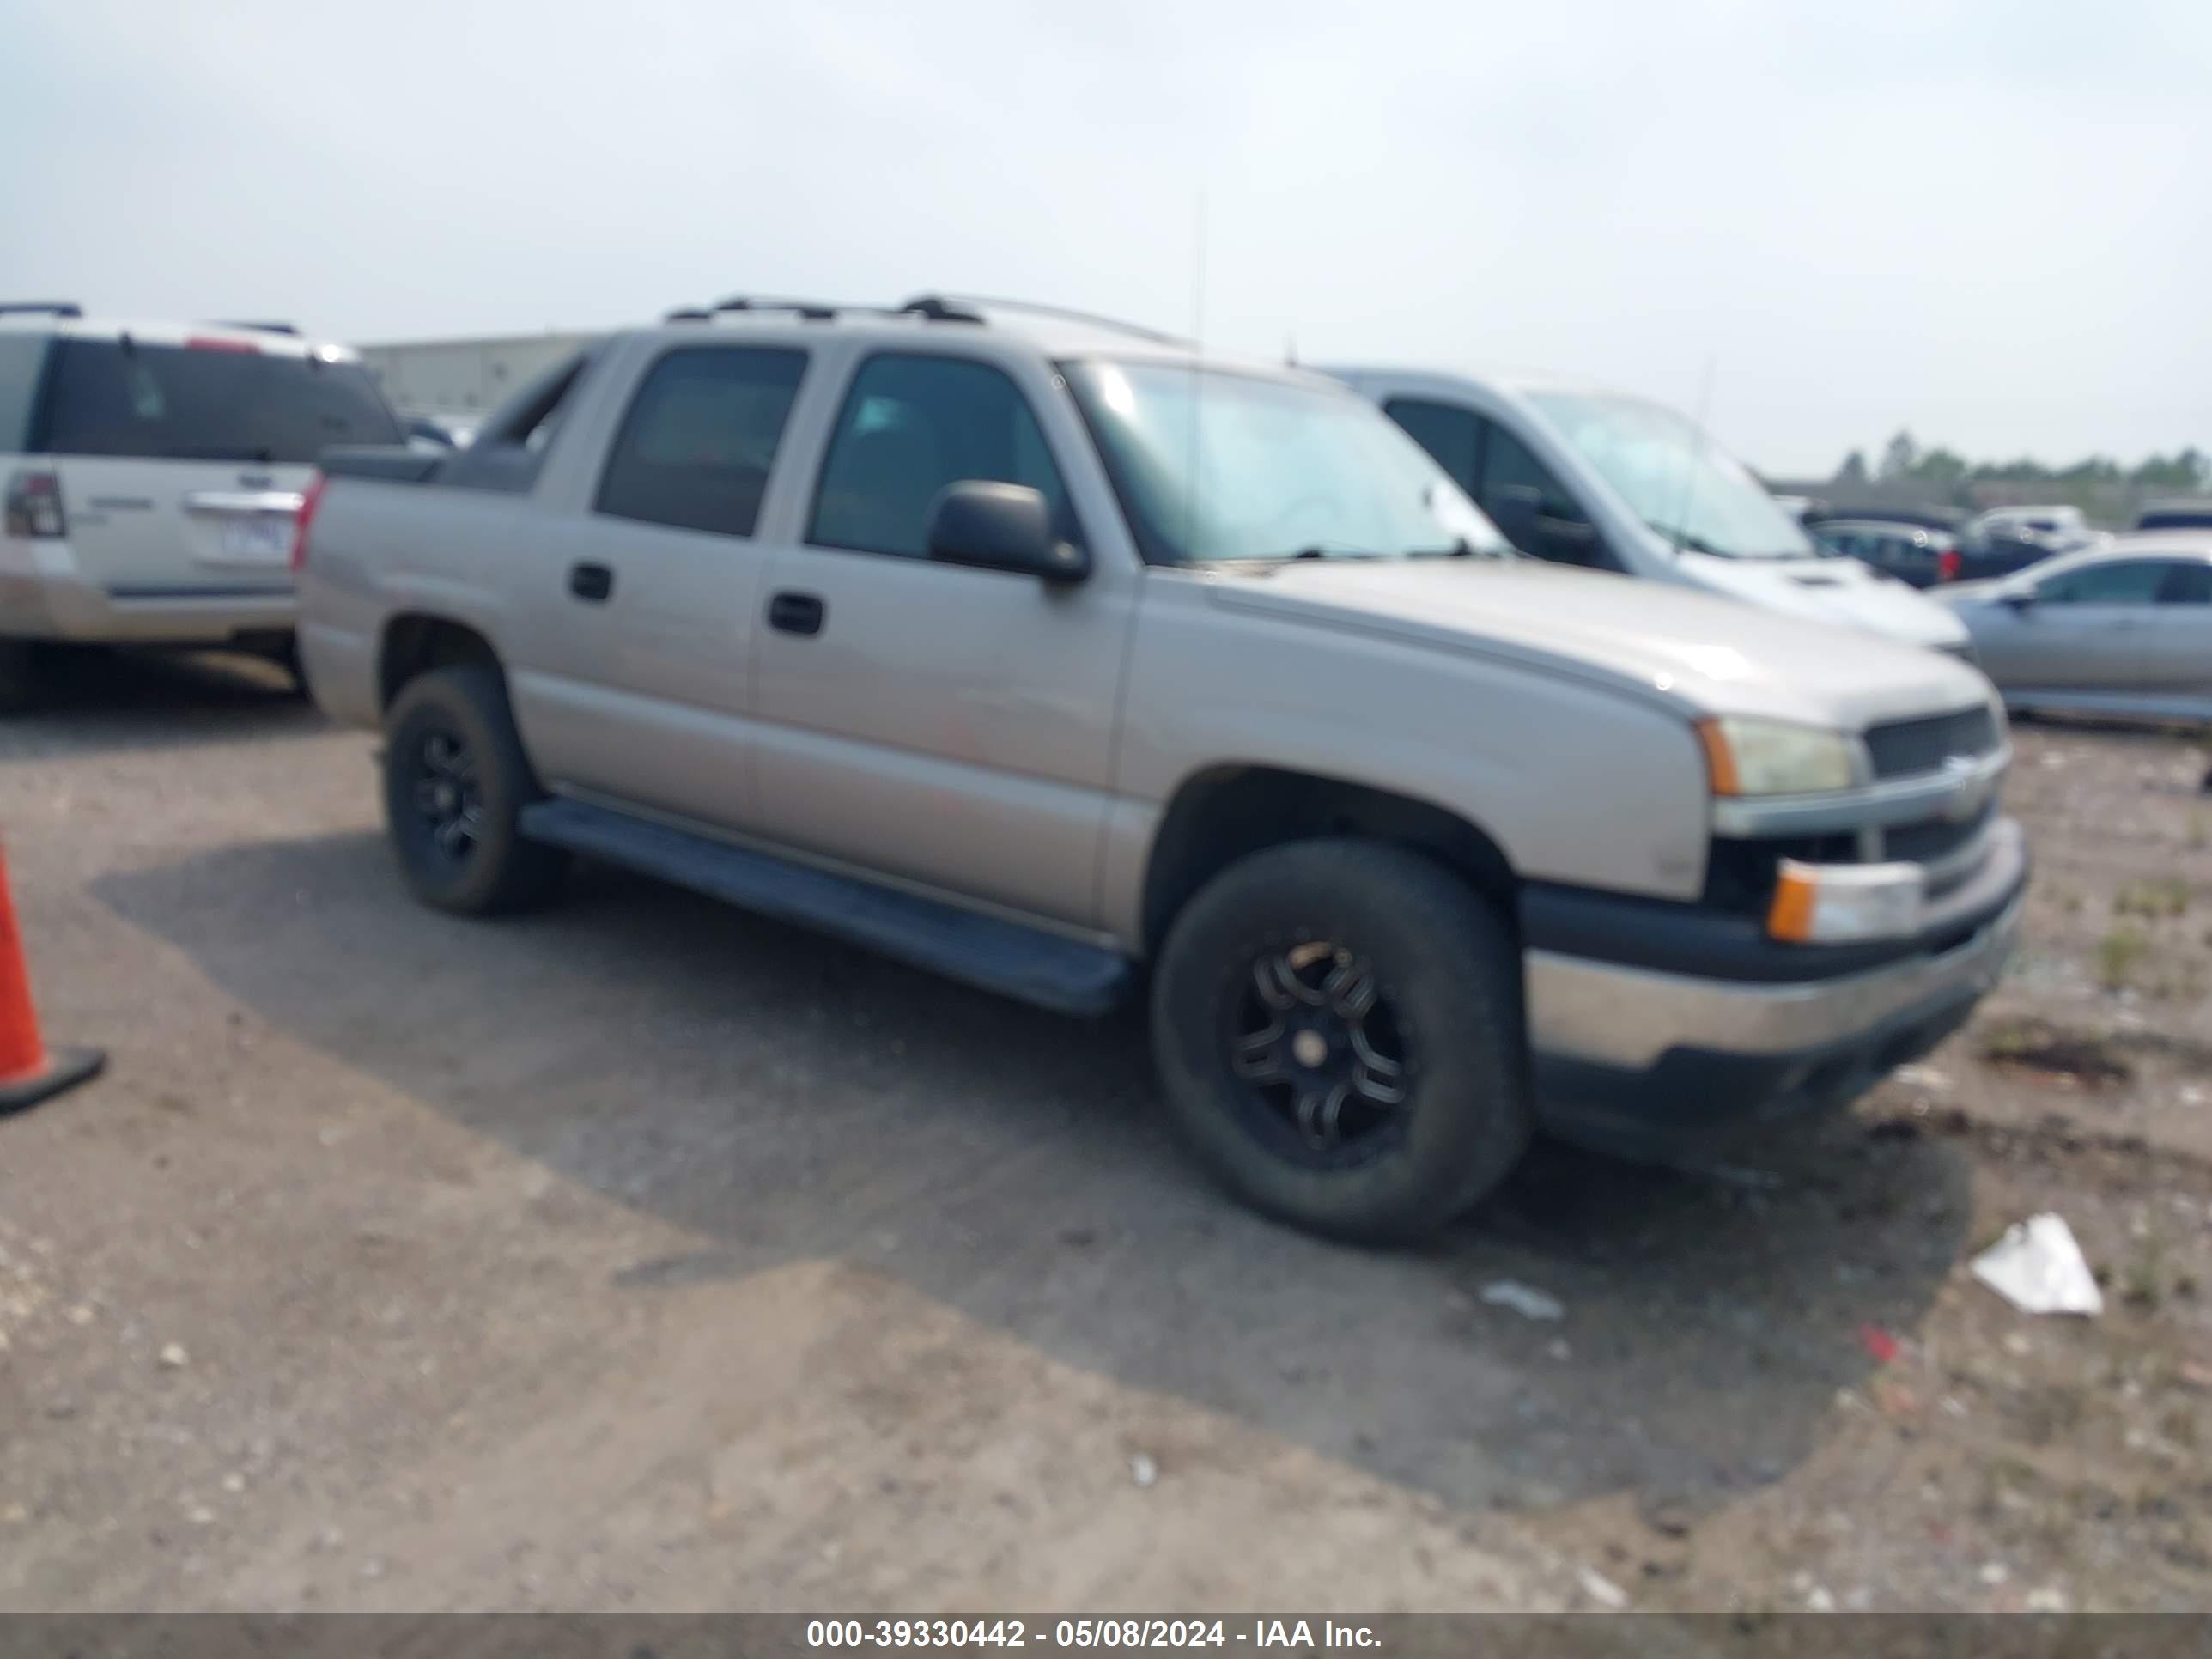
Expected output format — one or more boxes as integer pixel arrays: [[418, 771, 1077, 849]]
[[805, 1620, 1382, 1649]]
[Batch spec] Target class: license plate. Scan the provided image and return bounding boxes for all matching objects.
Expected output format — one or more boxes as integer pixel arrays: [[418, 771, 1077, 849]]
[[216, 515, 293, 565]]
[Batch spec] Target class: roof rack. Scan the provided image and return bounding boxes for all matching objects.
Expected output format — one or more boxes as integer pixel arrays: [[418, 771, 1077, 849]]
[[664, 294, 987, 325], [714, 294, 844, 320], [661, 292, 1172, 341], [900, 294, 1183, 345], [0, 301, 82, 319], [211, 320, 299, 336], [894, 295, 986, 324], [669, 295, 876, 324]]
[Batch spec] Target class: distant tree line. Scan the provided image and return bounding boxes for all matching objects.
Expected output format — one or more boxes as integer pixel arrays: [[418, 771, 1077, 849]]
[[1829, 432, 2209, 521]]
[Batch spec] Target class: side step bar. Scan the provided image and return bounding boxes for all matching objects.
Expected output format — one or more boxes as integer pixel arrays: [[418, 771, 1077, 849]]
[[518, 798, 1133, 1017]]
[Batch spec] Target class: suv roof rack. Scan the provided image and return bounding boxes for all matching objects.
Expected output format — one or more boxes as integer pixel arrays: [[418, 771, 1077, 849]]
[[660, 292, 1173, 342], [668, 296, 871, 324], [211, 320, 299, 336], [899, 294, 1182, 345], [713, 294, 844, 320], [663, 294, 987, 325], [0, 301, 82, 319]]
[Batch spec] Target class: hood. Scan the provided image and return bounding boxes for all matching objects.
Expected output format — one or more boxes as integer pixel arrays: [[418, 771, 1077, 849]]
[[1677, 550, 1972, 650], [1201, 558, 1996, 731]]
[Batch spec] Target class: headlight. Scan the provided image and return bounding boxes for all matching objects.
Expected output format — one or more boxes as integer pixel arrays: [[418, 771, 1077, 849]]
[[1695, 717, 1857, 797]]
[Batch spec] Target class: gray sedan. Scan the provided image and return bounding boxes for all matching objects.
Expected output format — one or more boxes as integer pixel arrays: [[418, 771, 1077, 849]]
[[1938, 537, 2212, 722]]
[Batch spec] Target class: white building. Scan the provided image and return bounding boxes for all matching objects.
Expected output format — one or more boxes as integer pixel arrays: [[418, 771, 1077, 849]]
[[356, 331, 599, 424]]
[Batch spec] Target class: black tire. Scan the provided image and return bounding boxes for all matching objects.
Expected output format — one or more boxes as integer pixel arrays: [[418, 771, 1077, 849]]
[[382, 665, 568, 914], [1150, 838, 1532, 1243]]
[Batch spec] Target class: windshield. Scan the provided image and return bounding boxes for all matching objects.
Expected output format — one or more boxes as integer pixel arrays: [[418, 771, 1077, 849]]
[[1064, 360, 1510, 564], [1526, 392, 1814, 561]]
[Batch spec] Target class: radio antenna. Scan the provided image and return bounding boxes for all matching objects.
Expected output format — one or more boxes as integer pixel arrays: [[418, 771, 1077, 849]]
[[1182, 190, 1208, 561], [1668, 352, 1717, 558]]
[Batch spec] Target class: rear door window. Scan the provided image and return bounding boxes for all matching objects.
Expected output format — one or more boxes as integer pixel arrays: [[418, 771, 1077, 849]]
[[34, 339, 401, 462], [595, 346, 808, 538], [0, 336, 50, 452]]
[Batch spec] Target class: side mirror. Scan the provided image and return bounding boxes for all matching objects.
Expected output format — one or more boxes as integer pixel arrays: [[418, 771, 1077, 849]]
[[926, 481, 1090, 583], [1486, 485, 1543, 556], [2001, 591, 2037, 613], [1545, 518, 1604, 567]]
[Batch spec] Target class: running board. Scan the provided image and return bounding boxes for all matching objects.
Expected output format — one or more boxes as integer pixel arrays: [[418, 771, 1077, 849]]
[[518, 798, 1133, 1017]]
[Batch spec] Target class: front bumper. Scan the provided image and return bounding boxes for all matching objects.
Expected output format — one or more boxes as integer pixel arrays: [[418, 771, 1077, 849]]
[[1522, 818, 2027, 1152]]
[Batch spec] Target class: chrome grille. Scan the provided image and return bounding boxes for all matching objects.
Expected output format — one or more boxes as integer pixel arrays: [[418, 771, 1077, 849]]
[[1863, 707, 1999, 779], [1884, 802, 1996, 864]]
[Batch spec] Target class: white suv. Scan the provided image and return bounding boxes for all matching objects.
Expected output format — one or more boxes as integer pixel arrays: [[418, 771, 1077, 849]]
[[1327, 365, 1976, 654], [0, 303, 403, 704]]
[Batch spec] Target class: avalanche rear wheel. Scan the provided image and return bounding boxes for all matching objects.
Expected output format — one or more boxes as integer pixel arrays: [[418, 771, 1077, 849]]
[[382, 665, 568, 915]]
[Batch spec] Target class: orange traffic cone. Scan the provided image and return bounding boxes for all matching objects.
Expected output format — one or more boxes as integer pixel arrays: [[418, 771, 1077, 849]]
[[0, 843, 102, 1115]]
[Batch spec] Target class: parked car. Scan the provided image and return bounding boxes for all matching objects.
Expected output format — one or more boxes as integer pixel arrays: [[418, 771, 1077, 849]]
[[1945, 505, 2106, 586], [1809, 519, 1963, 587], [2136, 499, 2212, 532], [1329, 367, 1974, 655], [295, 292, 2024, 1243], [1953, 527, 2069, 584], [1966, 504, 2087, 539], [1936, 537, 2212, 722], [0, 302, 402, 703]]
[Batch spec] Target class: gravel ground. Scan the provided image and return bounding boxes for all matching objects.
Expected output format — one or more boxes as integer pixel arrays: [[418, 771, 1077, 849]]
[[0, 650, 2208, 1614]]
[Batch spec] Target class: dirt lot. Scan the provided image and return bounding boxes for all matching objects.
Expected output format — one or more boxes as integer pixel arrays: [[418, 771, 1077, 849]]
[[1, 651, 2209, 1615]]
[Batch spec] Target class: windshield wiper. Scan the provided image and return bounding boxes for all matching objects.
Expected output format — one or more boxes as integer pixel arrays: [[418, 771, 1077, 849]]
[[1407, 538, 1516, 559], [1643, 520, 1723, 556]]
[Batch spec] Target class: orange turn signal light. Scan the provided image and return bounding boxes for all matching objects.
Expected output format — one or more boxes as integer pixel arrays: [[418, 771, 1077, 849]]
[[1767, 866, 1819, 942], [1695, 720, 1740, 797]]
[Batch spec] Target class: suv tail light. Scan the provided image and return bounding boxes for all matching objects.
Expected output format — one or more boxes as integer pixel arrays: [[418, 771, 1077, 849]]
[[3, 470, 66, 539], [1937, 545, 1962, 582], [289, 472, 328, 571]]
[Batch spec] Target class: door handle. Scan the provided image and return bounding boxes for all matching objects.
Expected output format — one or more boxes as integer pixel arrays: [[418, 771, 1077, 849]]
[[568, 562, 614, 603], [768, 591, 825, 635]]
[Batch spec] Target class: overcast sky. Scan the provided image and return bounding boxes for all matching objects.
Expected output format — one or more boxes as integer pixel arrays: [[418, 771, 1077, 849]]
[[5, 0, 2206, 475]]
